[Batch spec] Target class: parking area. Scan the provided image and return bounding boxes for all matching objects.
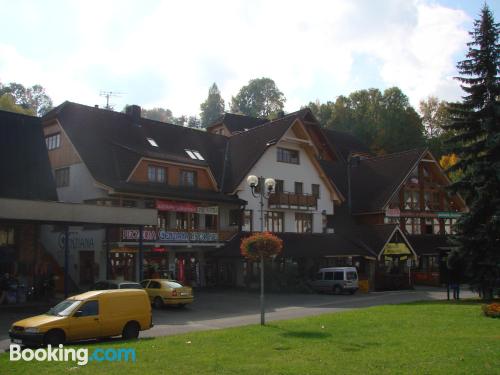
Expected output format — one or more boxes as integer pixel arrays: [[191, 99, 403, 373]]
[[0, 286, 477, 350]]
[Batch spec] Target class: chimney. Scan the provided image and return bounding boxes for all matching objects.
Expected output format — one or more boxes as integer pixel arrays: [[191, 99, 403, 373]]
[[126, 105, 141, 120], [94, 104, 99, 108]]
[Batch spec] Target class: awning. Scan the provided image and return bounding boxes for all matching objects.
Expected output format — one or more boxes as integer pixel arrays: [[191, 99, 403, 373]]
[[0, 198, 157, 226]]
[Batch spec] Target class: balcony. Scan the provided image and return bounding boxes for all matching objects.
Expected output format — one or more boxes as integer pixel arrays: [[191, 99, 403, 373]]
[[268, 192, 317, 210]]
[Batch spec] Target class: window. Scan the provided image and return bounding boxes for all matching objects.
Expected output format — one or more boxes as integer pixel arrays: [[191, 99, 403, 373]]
[[294, 182, 303, 195], [405, 218, 421, 234], [148, 281, 161, 289], [180, 170, 197, 187], [312, 184, 320, 198], [242, 210, 253, 232], [189, 213, 200, 230], [275, 180, 284, 193], [295, 213, 313, 233], [185, 149, 205, 160], [55, 167, 70, 187], [157, 212, 169, 230], [444, 219, 457, 235], [205, 215, 217, 231], [176, 212, 188, 230], [0, 227, 15, 246], [148, 165, 166, 183], [404, 190, 419, 210], [140, 280, 150, 288], [324, 272, 334, 280], [45, 133, 61, 150], [333, 271, 344, 281], [147, 138, 159, 147], [277, 147, 299, 164], [265, 211, 284, 232], [229, 209, 241, 226], [77, 301, 99, 317]]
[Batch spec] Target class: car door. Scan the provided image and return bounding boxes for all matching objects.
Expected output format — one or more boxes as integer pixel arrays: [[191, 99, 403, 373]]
[[146, 280, 162, 303], [68, 300, 101, 341]]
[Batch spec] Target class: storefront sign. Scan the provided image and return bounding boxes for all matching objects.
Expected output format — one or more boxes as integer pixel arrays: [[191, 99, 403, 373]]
[[58, 232, 96, 251], [400, 211, 436, 218], [437, 212, 462, 219], [121, 228, 157, 241], [383, 242, 411, 255], [156, 200, 197, 213], [196, 206, 219, 215], [385, 208, 401, 218], [121, 228, 218, 242]]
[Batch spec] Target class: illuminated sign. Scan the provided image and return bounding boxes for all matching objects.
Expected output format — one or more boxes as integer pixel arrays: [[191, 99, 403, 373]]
[[383, 242, 411, 255]]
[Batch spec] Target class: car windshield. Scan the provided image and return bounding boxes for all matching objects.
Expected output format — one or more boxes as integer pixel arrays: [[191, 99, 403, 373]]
[[346, 271, 358, 281], [164, 281, 183, 288], [47, 300, 81, 316], [120, 283, 142, 289]]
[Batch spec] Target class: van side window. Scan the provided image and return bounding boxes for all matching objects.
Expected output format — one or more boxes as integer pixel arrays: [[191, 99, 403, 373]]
[[333, 272, 344, 281], [324, 272, 334, 280], [149, 281, 161, 289], [78, 301, 99, 316]]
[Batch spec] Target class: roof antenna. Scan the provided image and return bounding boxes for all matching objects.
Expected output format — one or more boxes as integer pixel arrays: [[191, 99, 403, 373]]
[[99, 91, 125, 110]]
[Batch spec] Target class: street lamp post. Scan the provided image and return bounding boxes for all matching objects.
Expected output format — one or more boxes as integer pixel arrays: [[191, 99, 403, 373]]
[[246, 175, 276, 326]]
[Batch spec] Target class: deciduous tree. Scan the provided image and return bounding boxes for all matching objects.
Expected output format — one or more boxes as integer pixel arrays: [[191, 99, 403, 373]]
[[231, 78, 285, 118]]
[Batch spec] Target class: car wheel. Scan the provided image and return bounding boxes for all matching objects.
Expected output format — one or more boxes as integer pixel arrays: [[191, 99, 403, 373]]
[[122, 322, 140, 340], [153, 297, 164, 309], [44, 329, 65, 346], [333, 285, 342, 295]]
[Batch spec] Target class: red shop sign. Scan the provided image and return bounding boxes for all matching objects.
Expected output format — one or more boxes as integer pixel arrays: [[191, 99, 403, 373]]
[[156, 200, 197, 213]]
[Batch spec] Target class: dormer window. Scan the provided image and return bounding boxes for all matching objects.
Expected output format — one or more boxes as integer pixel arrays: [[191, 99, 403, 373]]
[[185, 149, 205, 160], [147, 138, 159, 147]]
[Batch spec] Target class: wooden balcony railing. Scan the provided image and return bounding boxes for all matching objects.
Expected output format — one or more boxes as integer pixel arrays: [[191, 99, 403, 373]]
[[268, 192, 317, 210]]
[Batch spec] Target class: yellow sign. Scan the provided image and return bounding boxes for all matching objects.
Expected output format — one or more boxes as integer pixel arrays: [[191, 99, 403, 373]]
[[383, 242, 411, 255]]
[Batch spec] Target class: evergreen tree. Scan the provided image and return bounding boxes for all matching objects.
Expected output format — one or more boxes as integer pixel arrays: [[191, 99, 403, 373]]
[[200, 83, 225, 128], [445, 5, 500, 299]]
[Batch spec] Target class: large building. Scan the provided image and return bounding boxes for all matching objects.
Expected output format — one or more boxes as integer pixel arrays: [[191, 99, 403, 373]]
[[35, 102, 467, 291]]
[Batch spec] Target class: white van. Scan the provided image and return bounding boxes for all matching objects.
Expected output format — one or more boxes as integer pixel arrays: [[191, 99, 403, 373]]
[[310, 267, 359, 294]]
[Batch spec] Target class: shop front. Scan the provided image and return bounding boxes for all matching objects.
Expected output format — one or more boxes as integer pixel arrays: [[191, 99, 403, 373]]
[[375, 241, 417, 290]]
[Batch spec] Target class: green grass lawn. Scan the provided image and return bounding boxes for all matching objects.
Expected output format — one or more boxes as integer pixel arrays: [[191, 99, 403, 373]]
[[1, 300, 499, 375]]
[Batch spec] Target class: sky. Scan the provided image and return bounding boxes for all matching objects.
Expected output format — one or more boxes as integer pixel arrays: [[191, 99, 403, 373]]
[[0, 0, 498, 117]]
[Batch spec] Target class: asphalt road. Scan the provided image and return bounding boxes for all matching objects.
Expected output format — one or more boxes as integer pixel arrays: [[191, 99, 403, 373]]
[[0, 286, 476, 351]]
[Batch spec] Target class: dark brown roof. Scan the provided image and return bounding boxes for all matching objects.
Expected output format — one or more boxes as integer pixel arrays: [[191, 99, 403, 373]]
[[214, 231, 376, 258], [222, 112, 303, 192], [209, 113, 268, 134], [321, 128, 372, 162], [45, 102, 240, 203], [406, 235, 454, 255], [321, 148, 425, 214], [0, 110, 58, 201]]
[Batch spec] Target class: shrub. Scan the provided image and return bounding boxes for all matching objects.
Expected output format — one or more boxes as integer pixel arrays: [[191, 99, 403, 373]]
[[481, 303, 500, 318]]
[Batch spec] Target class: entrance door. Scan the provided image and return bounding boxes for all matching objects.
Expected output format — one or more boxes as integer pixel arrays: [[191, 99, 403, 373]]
[[79, 251, 95, 286]]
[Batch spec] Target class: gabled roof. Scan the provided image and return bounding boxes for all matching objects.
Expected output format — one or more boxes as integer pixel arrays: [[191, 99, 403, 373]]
[[321, 128, 372, 162], [0, 110, 58, 201], [44, 102, 240, 204], [222, 113, 298, 192], [208, 113, 268, 134], [321, 148, 426, 214]]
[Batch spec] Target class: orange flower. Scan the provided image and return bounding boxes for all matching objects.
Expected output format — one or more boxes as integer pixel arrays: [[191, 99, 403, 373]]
[[240, 232, 283, 261]]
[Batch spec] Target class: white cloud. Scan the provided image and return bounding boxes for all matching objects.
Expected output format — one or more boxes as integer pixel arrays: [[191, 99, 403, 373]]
[[0, 0, 470, 115]]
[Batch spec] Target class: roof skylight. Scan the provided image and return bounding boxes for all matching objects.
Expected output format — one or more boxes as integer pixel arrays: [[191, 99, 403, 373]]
[[147, 138, 159, 147], [185, 149, 205, 160]]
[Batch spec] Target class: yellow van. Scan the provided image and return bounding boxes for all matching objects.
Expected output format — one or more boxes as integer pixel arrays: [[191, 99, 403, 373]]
[[9, 289, 152, 346]]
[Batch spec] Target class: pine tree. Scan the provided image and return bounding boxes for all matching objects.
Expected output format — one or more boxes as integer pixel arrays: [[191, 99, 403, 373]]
[[445, 5, 500, 299], [200, 83, 225, 128]]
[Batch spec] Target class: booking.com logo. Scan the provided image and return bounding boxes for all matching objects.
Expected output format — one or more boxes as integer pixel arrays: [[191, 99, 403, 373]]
[[9, 344, 136, 366]]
